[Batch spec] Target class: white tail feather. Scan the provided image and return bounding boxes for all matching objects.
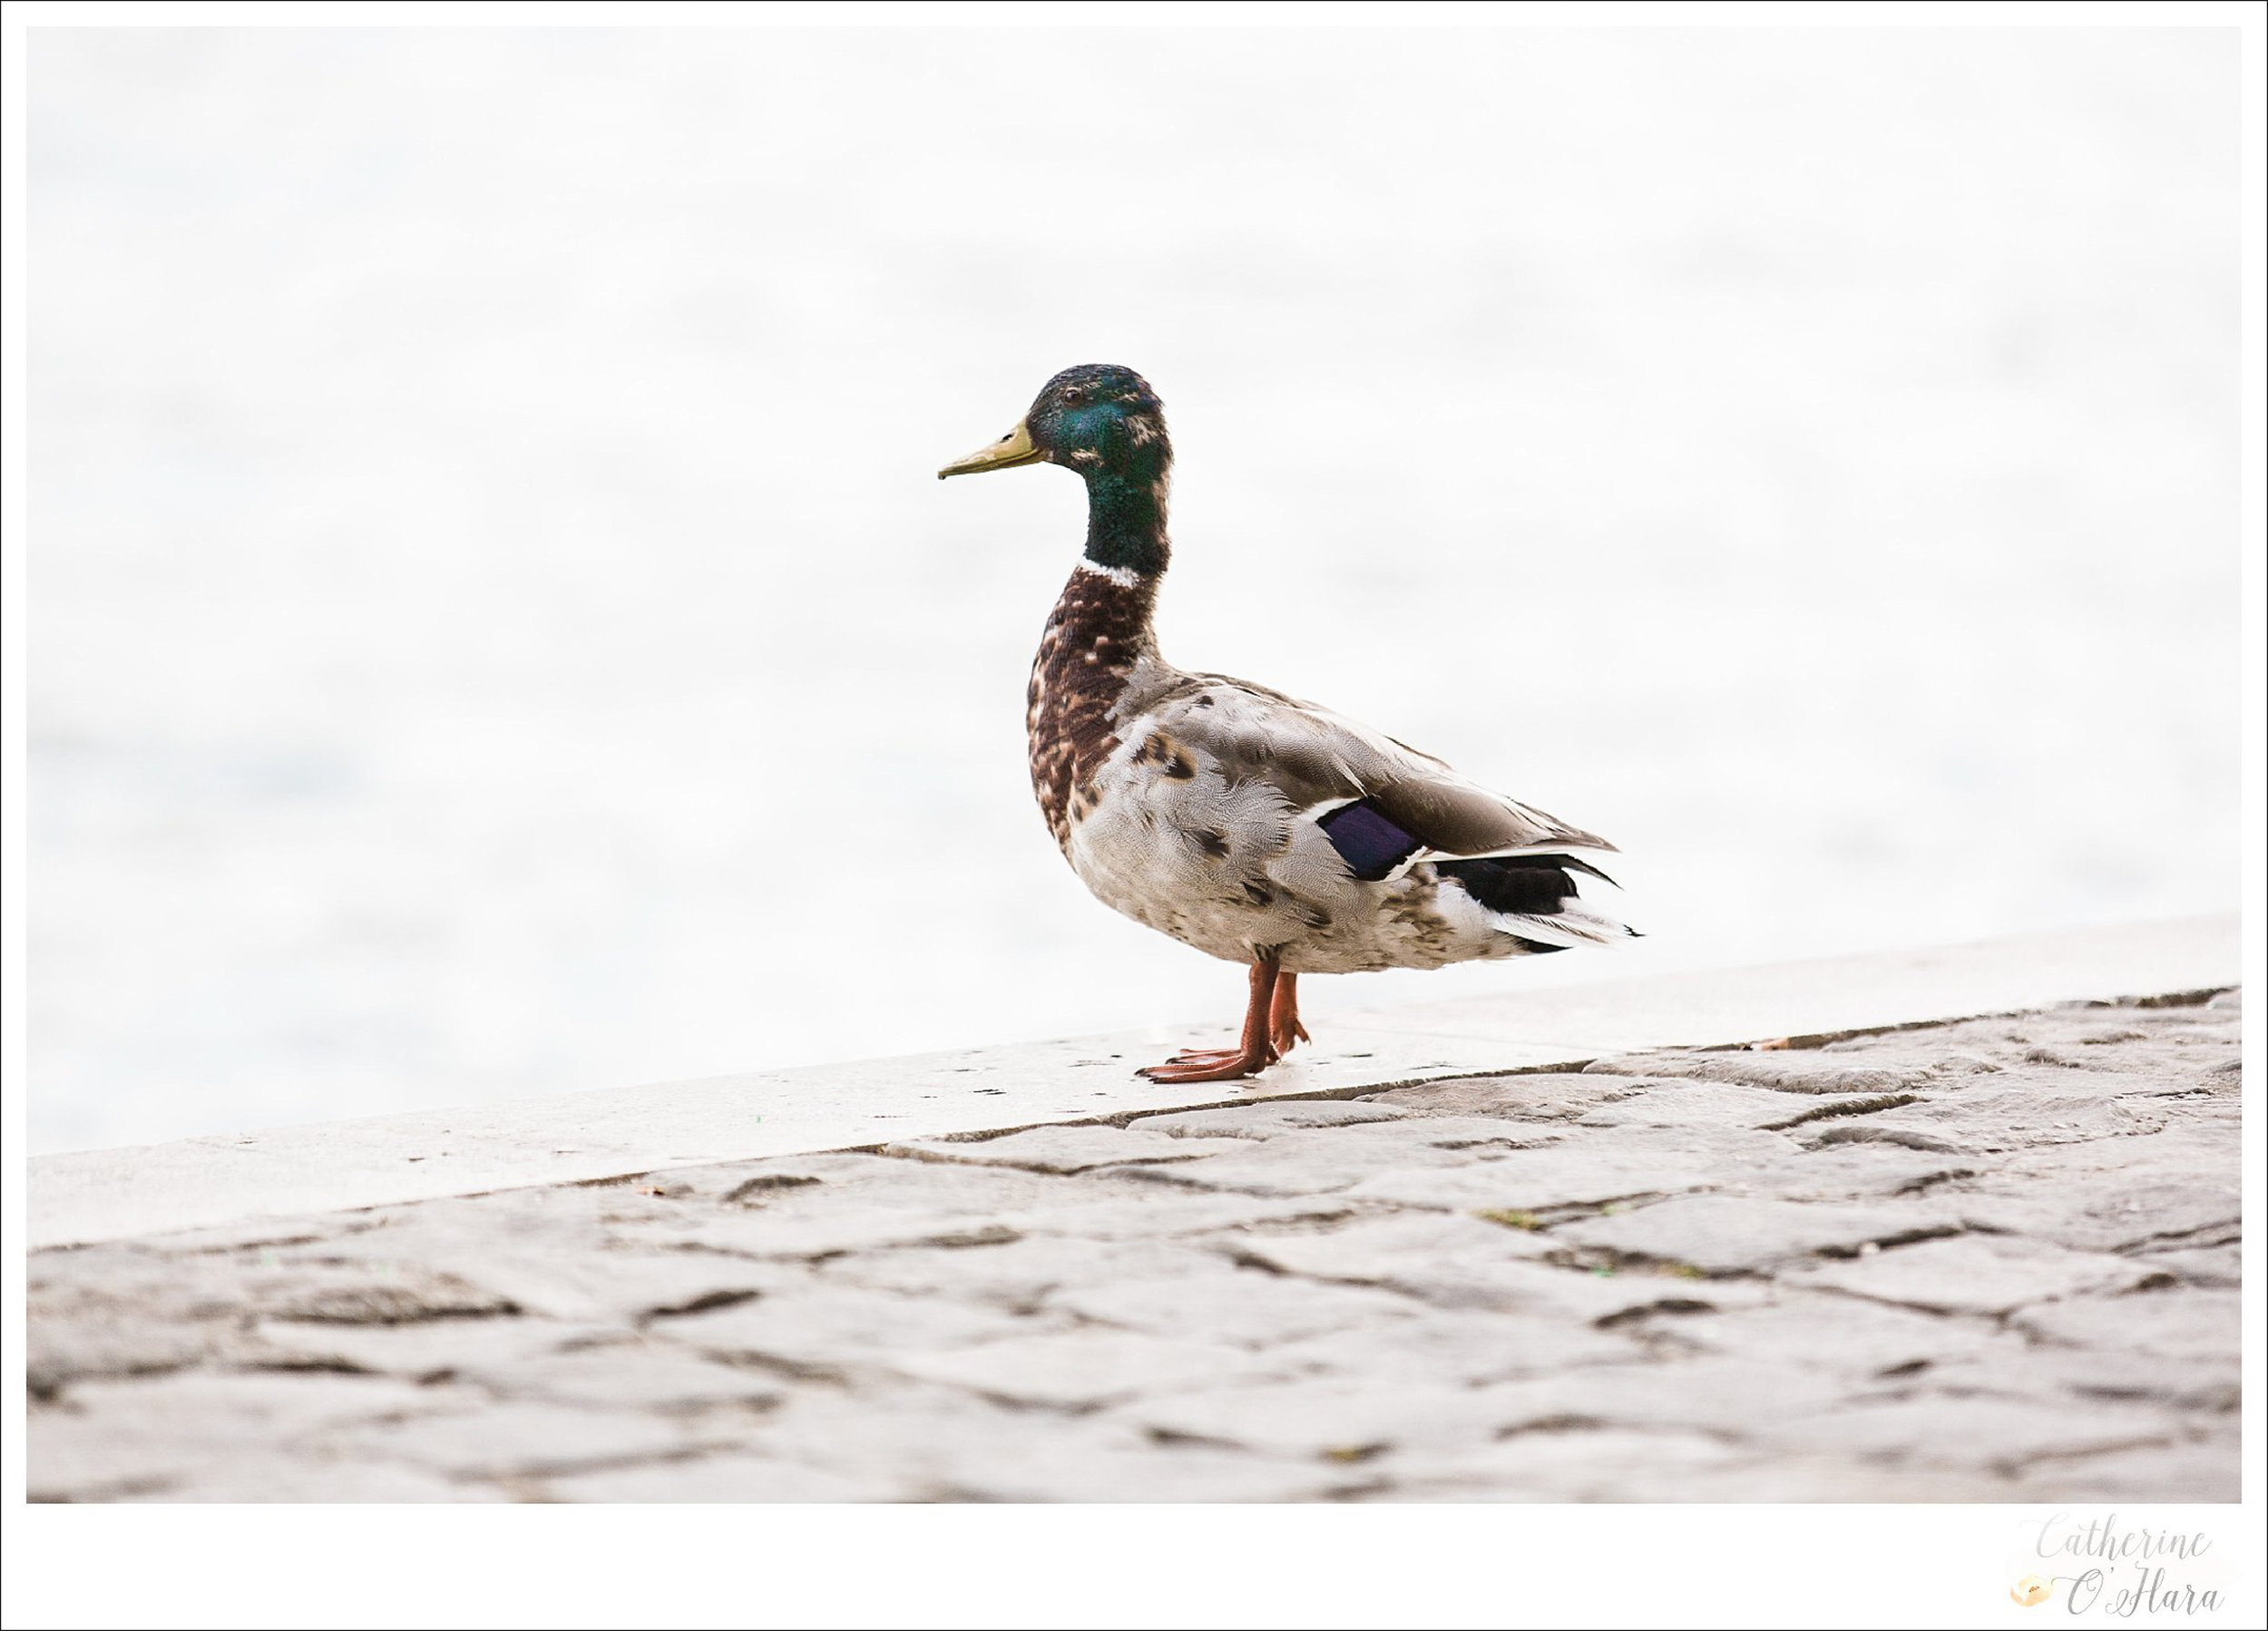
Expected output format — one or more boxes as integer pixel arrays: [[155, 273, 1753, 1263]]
[[1491, 902, 1637, 948]]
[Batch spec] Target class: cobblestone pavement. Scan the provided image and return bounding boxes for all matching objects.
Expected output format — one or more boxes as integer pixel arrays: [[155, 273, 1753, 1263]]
[[28, 991, 2242, 1502]]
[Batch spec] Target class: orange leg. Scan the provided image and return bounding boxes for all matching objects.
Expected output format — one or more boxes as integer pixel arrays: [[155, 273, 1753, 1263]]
[[1139, 959, 1283, 1084], [1267, 971, 1311, 1058]]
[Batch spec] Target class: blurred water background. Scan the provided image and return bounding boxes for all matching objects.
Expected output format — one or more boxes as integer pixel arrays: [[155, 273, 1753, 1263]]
[[28, 26, 2241, 1153]]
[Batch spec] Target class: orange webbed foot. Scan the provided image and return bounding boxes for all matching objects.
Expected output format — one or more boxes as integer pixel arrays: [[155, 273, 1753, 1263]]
[[1137, 1042, 1277, 1084]]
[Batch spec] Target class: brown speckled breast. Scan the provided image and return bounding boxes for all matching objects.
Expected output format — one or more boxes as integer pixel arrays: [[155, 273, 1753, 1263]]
[[1026, 567, 1159, 849]]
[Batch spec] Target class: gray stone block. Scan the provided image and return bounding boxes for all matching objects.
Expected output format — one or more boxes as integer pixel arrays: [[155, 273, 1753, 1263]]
[[459, 1340, 791, 1414], [1630, 1452, 2030, 1502], [1050, 1267, 1422, 1349], [1921, 1345, 2239, 1414], [1955, 1165, 2239, 1255], [254, 1266, 522, 1328], [282, 1234, 805, 1325], [240, 1314, 613, 1382], [659, 1286, 1056, 1380], [1555, 1195, 1960, 1275], [1756, 1394, 2179, 1473], [541, 1452, 917, 1503], [1309, 1116, 1566, 1156], [738, 1381, 1349, 1501], [1379, 1427, 1741, 1501], [1572, 1080, 1840, 1131], [1587, 1051, 1929, 1096], [1264, 1307, 1644, 1385], [1362, 1074, 1649, 1121], [1812, 1088, 2168, 1153], [126, 1457, 510, 1503], [1092, 1131, 1475, 1198], [992, 1192, 1367, 1242], [28, 1250, 523, 1398], [1212, 1212, 1700, 1322], [1800, 1125, 1969, 1155], [2014, 1441, 2239, 1502], [1667, 1294, 2011, 1376], [1716, 1147, 1991, 1203], [1474, 1356, 1852, 1437], [1110, 1377, 1529, 1460], [30, 1371, 452, 1500], [890, 1330, 1292, 1410], [921, 1439, 1355, 1503], [1254, 1241, 1777, 1326], [1339, 1147, 1721, 1214], [657, 1205, 1028, 1262], [884, 1124, 1249, 1174], [28, 1303, 233, 1403], [1130, 1100, 1413, 1138], [2010, 1286, 2240, 1362], [699, 1150, 1127, 1214], [1219, 1212, 1562, 1282], [2130, 1243, 2241, 1287], [327, 1399, 709, 1480], [1784, 1234, 2158, 1316], [818, 1233, 1237, 1306]]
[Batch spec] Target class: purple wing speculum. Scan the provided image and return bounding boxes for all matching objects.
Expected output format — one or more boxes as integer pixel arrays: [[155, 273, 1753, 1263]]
[[1316, 799, 1423, 882]]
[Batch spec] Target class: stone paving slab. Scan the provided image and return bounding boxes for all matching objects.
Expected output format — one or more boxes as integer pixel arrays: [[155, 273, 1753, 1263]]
[[24, 988, 2243, 1503]]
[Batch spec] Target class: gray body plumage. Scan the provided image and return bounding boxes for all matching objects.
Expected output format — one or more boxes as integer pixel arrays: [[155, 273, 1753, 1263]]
[[1055, 635, 1630, 975]]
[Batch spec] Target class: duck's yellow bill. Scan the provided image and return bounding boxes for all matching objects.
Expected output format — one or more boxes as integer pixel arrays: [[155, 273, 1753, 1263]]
[[938, 419, 1042, 480]]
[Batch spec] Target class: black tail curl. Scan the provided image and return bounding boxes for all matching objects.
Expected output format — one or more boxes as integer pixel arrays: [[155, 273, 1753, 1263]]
[[1434, 852, 1620, 925]]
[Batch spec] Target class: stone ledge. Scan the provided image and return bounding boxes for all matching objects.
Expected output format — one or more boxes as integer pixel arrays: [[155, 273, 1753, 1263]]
[[28, 914, 2238, 1250]]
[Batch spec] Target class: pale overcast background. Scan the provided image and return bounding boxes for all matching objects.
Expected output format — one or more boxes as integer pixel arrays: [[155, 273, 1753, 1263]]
[[30, 26, 2241, 1152]]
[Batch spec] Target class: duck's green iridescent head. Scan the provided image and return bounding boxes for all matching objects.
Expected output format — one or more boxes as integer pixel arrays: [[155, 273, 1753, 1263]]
[[939, 364, 1173, 575], [937, 364, 1169, 483]]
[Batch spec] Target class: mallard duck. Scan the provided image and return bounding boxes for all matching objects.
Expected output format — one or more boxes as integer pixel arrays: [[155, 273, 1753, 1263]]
[[940, 364, 1635, 1084]]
